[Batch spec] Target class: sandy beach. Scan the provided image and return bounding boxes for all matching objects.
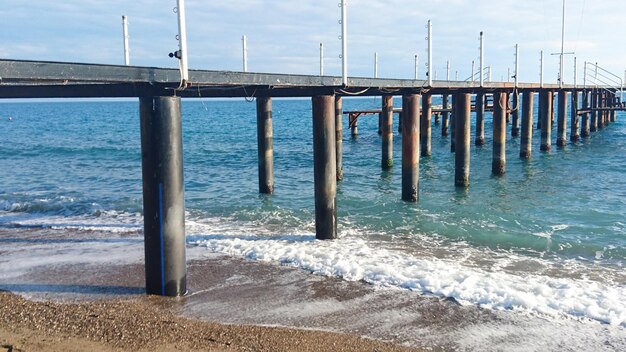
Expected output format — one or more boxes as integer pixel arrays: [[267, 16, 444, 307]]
[[0, 227, 624, 351]]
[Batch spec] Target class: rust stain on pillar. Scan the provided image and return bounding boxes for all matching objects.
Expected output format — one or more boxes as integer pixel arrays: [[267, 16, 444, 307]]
[[381, 95, 394, 169], [421, 93, 432, 157], [335, 96, 344, 181]]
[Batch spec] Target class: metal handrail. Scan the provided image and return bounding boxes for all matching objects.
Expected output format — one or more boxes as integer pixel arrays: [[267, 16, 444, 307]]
[[584, 62, 623, 102]]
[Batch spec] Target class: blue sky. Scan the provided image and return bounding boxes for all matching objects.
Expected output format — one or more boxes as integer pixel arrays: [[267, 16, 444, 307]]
[[2, 0, 624, 85]]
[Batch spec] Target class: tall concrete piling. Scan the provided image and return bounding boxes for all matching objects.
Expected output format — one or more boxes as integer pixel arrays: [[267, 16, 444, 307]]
[[591, 89, 598, 132], [442, 94, 450, 136], [598, 90, 605, 129], [570, 91, 580, 142], [256, 97, 274, 194], [335, 96, 344, 180], [351, 120, 358, 138], [540, 90, 553, 152], [475, 92, 485, 145], [402, 94, 420, 202], [381, 96, 394, 169], [581, 90, 591, 137], [455, 93, 471, 187], [611, 94, 617, 122], [492, 91, 507, 175], [312, 95, 337, 240], [511, 92, 520, 137], [139, 96, 187, 297], [450, 94, 456, 152], [557, 91, 568, 147], [421, 94, 432, 156], [520, 90, 534, 159]]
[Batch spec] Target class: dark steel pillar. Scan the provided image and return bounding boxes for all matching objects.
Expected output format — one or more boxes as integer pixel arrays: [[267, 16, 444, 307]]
[[402, 94, 420, 202], [540, 90, 553, 152], [582, 90, 591, 137], [421, 94, 432, 157], [570, 91, 580, 142], [557, 91, 568, 147], [312, 95, 337, 240], [139, 96, 186, 297], [381, 96, 394, 169], [511, 92, 520, 137], [256, 97, 274, 194], [450, 94, 456, 153], [492, 92, 507, 175], [335, 96, 344, 181], [455, 93, 471, 187], [520, 90, 534, 159], [475, 92, 485, 145], [441, 94, 450, 137]]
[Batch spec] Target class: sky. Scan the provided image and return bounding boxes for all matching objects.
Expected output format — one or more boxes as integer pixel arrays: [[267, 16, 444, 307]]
[[1, 0, 625, 86]]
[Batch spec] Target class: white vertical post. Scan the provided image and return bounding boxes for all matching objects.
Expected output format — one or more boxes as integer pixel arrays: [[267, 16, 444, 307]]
[[455, 71, 458, 81], [414, 54, 418, 80], [507, 68, 511, 82], [341, 0, 348, 86], [176, 0, 189, 83], [242, 35, 248, 72], [539, 50, 543, 88], [446, 60, 450, 80], [320, 43, 324, 76], [488, 66, 491, 82], [594, 62, 598, 88], [583, 61, 587, 88], [559, 0, 566, 88], [514, 44, 519, 88], [471, 60, 475, 82], [573, 56, 577, 88], [374, 52, 378, 78], [122, 15, 130, 66], [427, 19, 433, 86], [479, 31, 484, 87]]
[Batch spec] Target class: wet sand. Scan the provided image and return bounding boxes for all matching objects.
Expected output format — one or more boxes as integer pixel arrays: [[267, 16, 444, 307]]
[[0, 228, 624, 351]]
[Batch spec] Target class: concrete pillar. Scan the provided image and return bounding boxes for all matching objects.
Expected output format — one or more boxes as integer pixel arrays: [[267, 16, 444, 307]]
[[475, 92, 485, 145], [378, 113, 382, 135], [256, 97, 274, 194], [611, 95, 617, 122], [351, 119, 358, 138], [598, 90, 605, 129], [402, 94, 420, 202], [398, 112, 403, 133], [557, 91, 568, 147], [381, 96, 394, 169], [520, 90, 534, 159], [421, 94, 432, 157], [139, 96, 186, 297], [591, 89, 598, 132], [450, 94, 456, 152], [511, 92, 520, 137], [540, 90, 553, 152], [312, 95, 337, 240], [570, 91, 580, 142], [581, 90, 590, 138], [441, 94, 450, 137], [492, 92, 507, 175], [335, 96, 344, 181], [455, 93, 471, 187]]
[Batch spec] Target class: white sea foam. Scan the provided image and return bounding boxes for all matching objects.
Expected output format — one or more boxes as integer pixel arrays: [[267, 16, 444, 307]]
[[191, 234, 626, 327]]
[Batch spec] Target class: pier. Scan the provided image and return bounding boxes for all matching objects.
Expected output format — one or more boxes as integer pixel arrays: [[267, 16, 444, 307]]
[[1, 58, 624, 296]]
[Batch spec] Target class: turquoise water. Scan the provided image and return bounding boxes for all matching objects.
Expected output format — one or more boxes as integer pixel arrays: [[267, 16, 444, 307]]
[[1, 97, 625, 324]]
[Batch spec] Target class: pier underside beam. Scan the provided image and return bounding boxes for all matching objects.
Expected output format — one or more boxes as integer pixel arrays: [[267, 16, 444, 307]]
[[312, 95, 337, 240], [139, 96, 187, 297]]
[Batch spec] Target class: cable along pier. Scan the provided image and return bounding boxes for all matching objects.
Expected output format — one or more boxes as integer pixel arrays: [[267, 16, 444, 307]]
[[0, 58, 623, 297]]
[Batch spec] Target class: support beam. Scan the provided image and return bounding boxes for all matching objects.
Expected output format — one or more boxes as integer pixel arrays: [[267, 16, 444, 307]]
[[455, 93, 471, 187], [511, 92, 520, 137], [256, 97, 274, 193], [475, 92, 485, 145], [570, 90, 580, 142], [441, 94, 450, 137], [492, 92, 507, 175], [381, 96, 394, 169], [520, 90, 534, 159], [421, 94, 432, 156], [557, 91, 568, 147], [139, 96, 186, 297], [402, 94, 420, 202], [540, 90, 553, 152], [312, 95, 337, 240], [581, 90, 590, 138], [590, 89, 598, 132], [335, 96, 344, 180], [598, 90, 605, 129]]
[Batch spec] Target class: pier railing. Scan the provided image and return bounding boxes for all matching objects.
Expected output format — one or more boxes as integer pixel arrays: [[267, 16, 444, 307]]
[[584, 62, 623, 102]]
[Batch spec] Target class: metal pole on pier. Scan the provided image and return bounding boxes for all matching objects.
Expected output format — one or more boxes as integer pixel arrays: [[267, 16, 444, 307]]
[[479, 32, 484, 87], [559, 0, 566, 88], [175, 0, 189, 83], [540, 50, 544, 88], [242, 35, 248, 72], [514, 44, 519, 88], [446, 60, 450, 81], [340, 0, 348, 86], [257, 97, 274, 194], [573, 57, 577, 87], [139, 96, 186, 297], [374, 52, 378, 78], [455, 93, 471, 187], [414, 54, 419, 79], [427, 20, 433, 87], [402, 94, 420, 202], [312, 95, 337, 240], [471, 60, 475, 82], [122, 16, 130, 65], [320, 43, 324, 76]]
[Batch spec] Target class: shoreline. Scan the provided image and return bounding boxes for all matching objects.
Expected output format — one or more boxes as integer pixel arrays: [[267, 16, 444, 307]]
[[0, 227, 624, 351]]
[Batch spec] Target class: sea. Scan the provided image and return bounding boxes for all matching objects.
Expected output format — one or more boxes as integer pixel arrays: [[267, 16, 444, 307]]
[[0, 97, 624, 330]]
